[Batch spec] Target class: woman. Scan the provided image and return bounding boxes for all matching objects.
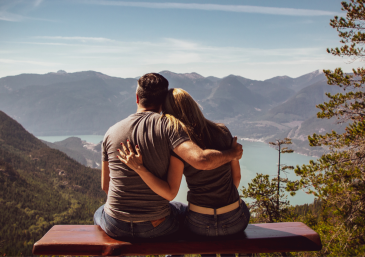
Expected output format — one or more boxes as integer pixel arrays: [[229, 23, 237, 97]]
[[118, 88, 250, 237]]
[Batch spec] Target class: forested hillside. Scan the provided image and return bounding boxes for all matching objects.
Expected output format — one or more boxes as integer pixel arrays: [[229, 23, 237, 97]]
[[0, 111, 105, 256]]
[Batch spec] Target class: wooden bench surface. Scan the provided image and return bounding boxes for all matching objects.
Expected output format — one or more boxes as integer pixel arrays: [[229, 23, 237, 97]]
[[32, 222, 321, 256]]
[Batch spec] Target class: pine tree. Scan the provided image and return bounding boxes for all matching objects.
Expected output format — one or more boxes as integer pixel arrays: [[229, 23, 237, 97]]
[[295, 0, 365, 254], [269, 138, 295, 209], [241, 138, 297, 223]]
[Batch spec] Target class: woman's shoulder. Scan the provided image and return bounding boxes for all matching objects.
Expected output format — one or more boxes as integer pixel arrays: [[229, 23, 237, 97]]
[[207, 123, 232, 148], [216, 123, 232, 136]]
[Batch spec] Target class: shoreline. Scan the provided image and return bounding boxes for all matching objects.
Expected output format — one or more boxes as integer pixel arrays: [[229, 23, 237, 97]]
[[241, 137, 319, 158], [240, 137, 264, 142]]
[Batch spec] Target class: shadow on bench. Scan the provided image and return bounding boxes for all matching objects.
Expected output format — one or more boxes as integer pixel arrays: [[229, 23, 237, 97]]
[[32, 222, 322, 256]]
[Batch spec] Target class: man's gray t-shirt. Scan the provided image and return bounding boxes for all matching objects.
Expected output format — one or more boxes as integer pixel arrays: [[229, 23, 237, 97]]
[[102, 111, 189, 222]]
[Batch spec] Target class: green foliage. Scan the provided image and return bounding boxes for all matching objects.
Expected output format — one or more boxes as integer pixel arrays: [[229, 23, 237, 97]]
[[291, 199, 322, 218], [293, 0, 365, 255], [241, 174, 295, 223], [0, 111, 105, 256], [241, 138, 298, 223], [327, 0, 365, 58], [241, 1, 365, 255]]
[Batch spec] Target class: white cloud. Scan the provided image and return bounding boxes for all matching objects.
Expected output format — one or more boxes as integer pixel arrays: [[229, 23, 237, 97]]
[[0, 59, 59, 66], [7, 37, 353, 80], [20, 37, 324, 63], [21, 41, 81, 46], [0, 50, 14, 54], [33, 0, 44, 7], [247, 58, 339, 66], [84, 1, 340, 16], [17, 38, 330, 76], [0, 0, 50, 22], [165, 38, 200, 50], [0, 11, 24, 22], [35, 36, 117, 43]]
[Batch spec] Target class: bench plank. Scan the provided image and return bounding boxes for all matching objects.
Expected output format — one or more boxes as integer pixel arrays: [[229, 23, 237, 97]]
[[33, 222, 321, 256]]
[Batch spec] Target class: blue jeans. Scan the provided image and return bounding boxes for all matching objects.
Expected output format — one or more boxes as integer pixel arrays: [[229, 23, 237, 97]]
[[185, 200, 250, 237], [94, 201, 188, 241]]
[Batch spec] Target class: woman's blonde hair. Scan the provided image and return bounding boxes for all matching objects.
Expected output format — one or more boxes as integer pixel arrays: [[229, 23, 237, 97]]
[[162, 88, 226, 149]]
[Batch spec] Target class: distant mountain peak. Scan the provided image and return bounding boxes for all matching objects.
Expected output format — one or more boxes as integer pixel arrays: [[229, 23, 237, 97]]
[[296, 69, 325, 79], [312, 69, 323, 74], [206, 76, 220, 83], [276, 75, 291, 79], [57, 70, 67, 74], [159, 70, 204, 80]]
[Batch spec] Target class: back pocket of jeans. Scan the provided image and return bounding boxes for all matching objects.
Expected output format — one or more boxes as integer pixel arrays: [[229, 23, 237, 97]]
[[221, 212, 247, 236], [185, 216, 210, 236]]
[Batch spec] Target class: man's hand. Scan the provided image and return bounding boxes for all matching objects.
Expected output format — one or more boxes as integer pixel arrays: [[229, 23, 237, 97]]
[[231, 136, 243, 160]]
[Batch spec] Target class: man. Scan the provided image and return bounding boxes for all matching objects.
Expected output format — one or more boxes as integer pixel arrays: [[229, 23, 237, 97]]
[[94, 73, 243, 240]]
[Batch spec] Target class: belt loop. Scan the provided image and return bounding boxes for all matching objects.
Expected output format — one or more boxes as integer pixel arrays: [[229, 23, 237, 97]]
[[130, 220, 134, 237], [214, 208, 218, 236]]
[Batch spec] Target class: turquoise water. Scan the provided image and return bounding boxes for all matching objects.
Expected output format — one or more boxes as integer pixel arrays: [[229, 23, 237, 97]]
[[174, 139, 315, 206], [37, 136, 316, 206]]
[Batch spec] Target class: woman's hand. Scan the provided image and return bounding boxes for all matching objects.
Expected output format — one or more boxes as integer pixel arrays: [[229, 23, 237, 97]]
[[117, 141, 183, 201], [117, 140, 144, 172]]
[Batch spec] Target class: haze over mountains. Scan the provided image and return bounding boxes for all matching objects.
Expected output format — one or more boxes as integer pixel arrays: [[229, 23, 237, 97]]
[[0, 69, 346, 156], [41, 137, 102, 169]]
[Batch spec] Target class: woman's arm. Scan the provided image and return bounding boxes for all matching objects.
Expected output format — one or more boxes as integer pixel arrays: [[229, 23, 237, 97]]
[[118, 141, 184, 201], [101, 161, 110, 195], [135, 156, 184, 201], [231, 160, 241, 188]]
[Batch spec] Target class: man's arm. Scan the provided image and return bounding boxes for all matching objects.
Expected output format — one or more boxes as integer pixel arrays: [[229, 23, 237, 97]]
[[101, 161, 110, 195], [173, 136, 243, 170]]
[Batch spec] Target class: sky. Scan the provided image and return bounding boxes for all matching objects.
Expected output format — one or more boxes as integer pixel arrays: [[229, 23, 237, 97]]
[[0, 0, 361, 80]]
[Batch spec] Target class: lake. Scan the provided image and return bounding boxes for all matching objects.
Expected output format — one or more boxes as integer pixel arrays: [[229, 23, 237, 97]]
[[37, 135, 316, 206]]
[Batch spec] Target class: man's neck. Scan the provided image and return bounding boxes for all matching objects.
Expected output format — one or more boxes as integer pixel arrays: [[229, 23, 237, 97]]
[[136, 105, 160, 113]]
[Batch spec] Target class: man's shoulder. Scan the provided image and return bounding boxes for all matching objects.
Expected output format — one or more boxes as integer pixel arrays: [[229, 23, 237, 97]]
[[137, 112, 167, 128], [106, 115, 131, 132], [104, 114, 137, 138], [145, 112, 162, 121], [105, 112, 163, 136]]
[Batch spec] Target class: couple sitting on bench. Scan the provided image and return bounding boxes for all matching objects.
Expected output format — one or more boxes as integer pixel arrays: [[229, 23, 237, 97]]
[[94, 73, 249, 244]]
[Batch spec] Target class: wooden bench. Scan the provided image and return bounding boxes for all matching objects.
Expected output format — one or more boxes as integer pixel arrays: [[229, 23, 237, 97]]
[[32, 222, 321, 256]]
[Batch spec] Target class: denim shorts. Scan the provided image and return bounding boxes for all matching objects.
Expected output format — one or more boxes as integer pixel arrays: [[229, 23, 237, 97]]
[[185, 200, 250, 237], [94, 201, 188, 241]]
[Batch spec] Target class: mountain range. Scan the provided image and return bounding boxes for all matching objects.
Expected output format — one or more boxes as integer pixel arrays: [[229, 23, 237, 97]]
[[0, 69, 347, 156]]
